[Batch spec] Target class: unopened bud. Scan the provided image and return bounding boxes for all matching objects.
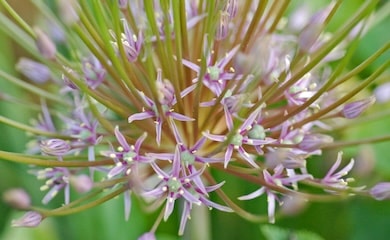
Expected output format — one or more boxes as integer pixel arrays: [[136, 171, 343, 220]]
[[374, 83, 390, 103], [341, 96, 375, 119], [223, 0, 238, 20], [215, 11, 230, 41], [265, 149, 306, 169], [282, 155, 306, 169], [70, 174, 94, 193], [34, 27, 56, 59], [3, 188, 31, 209], [40, 139, 71, 156], [370, 182, 390, 200], [58, 0, 79, 25], [288, 5, 311, 32], [280, 194, 307, 216], [298, 1, 336, 52], [16, 58, 51, 84], [156, 70, 175, 105], [299, 133, 333, 152], [11, 211, 43, 228]]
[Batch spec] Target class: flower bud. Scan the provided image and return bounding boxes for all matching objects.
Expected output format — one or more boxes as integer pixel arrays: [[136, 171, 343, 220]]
[[40, 139, 71, 156], [215, 11, 230, 41], [298, 1, 336, 52], [341, 96, 375, 119], [34, 27, 56, 59], [370, 182, 390, 200], [16, 58, 51, 84], [288, 5, 311, 32], [265, 148, 307, 169], [58, 0, 79, 25], [3, 188, 31, 209], [282, 155, 306, 169], [298, 133, 333, 152], [156, 72, 175, 105], [138, 232, 156, 240], [374, 83, 390, 103], [70, 174, 94, 193], [223, 0, 238, 20], [11, 211, 43, 228], [280, 194, 307, 216]]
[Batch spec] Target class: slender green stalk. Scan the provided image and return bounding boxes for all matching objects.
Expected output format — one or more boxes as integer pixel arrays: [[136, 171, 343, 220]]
[[42, 186, 127, 216], [0, 150, 113, 167], [0, 0, 35, 37], [0, 116, 72, 139]]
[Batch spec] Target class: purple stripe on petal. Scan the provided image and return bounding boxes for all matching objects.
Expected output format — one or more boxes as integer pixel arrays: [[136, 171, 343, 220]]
[[181, 189, 201, 204], [238, 187, 265, 200], [164, 198, 175, 220], [135, 132, 147, 152], [200, 196, 233, 212], [179, 201, 192, 236], [128, 111, 154, 123], [238, 147, 259, 168], [142, 187, 165, 198], [115, 126, 130, 151], [150, 162, 169, 178], [168, 112, 194, 121], [155, 119, 162, 145], [124, 190, 132, 221], [203, 131, 225, 142], [182, 58, 201, 72], [224, 145, 233, 168]]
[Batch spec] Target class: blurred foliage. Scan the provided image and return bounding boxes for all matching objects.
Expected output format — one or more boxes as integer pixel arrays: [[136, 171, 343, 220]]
[[260, 225, 324, 240]]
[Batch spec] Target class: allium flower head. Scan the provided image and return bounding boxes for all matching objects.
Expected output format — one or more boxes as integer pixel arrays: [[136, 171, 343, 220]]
[[0, 0, 389, 238]]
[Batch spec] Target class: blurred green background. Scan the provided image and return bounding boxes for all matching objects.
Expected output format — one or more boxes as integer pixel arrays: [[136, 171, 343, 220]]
[[1, 0, 389, 239]]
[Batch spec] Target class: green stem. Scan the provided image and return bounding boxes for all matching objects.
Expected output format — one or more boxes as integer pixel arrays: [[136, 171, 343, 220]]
[[0, 0, 35, 37], [264, 23, 383, 128], [203, 171, 268, 223], [0, 70, 67, 105], [41, 186, 127, 216], [294, 60, 389, 128], [0, 116, 72, 139], [0, 150, 113, 167], [322, 135, 390, 149], [266, 0, 378, 102]]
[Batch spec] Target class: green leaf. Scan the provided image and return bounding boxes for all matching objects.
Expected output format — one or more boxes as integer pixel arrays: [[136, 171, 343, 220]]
[[260, 225, 324, 240]]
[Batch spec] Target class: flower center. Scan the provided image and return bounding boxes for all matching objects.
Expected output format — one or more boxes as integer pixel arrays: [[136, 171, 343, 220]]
[[181, 150, 195, 165], [167, 177, 182, 192], [248, 125, 266, 139], [230, 133, 243, 146], [207, 66, 221, 81], [123, 151, 137, 162]]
